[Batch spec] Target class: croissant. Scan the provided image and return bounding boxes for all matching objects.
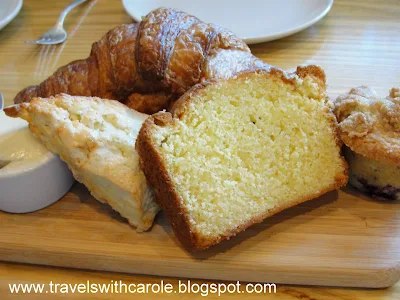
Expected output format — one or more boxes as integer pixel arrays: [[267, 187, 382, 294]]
[[15, 8, 267, 114]]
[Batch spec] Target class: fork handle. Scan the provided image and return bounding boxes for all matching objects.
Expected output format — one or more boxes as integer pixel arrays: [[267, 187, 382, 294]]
[[56, 0, 88, 27]]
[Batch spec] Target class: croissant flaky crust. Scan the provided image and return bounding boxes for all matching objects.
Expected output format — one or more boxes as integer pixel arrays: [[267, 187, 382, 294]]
[[15, 8, 267, 114]]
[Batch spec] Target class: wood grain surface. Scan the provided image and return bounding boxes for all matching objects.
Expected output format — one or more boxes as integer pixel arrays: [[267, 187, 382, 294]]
[[1, 262, 400, 300], [0, 0, 400, 299], [1, 182, 400, 288]]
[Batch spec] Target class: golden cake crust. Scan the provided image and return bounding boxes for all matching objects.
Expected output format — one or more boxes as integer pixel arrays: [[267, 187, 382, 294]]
[[136, 67, 347, 251], [333, 86, 400, 166]]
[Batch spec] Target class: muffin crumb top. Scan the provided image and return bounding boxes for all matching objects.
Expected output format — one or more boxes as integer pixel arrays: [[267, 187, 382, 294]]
[[334, 86, 400, 165]]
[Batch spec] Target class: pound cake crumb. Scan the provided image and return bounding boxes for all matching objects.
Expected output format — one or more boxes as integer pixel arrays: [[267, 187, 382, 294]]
[[137, 67, 348, 251]]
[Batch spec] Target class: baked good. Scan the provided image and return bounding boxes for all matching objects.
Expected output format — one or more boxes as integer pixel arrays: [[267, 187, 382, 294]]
[[14, 8, 266, 114], [136, 66, 348, 251], [334, 86, 400, 200], [5, 94, 160, 231]]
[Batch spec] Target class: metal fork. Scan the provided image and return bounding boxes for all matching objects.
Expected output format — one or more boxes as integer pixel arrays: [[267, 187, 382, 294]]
[[0, 92, 4, 110], [25, 0, 87, 45]]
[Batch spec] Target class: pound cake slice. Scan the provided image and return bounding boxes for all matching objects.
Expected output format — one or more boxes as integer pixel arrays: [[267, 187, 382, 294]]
[[136, 66, 348, 251], [5, 94, 160, 231]]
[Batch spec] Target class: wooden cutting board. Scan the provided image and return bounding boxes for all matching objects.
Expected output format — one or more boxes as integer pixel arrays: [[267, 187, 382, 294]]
[[1, 183, 400, 288]]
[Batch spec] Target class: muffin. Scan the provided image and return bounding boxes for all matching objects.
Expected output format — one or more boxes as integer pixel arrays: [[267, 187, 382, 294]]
[[334, 86, 400, 200]]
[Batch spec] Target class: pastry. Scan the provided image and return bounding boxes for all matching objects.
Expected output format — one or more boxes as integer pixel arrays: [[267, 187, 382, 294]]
[[334, 86, 400, 200], [136, 67, 348, 251], [14, 8, 266, 114], [5, 94, 160, 231]]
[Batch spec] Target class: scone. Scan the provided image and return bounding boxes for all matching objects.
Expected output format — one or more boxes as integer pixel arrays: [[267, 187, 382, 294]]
[[334, 86, 400, 200], [5, 94, 160, 231], [136, 66, 348, 251]]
